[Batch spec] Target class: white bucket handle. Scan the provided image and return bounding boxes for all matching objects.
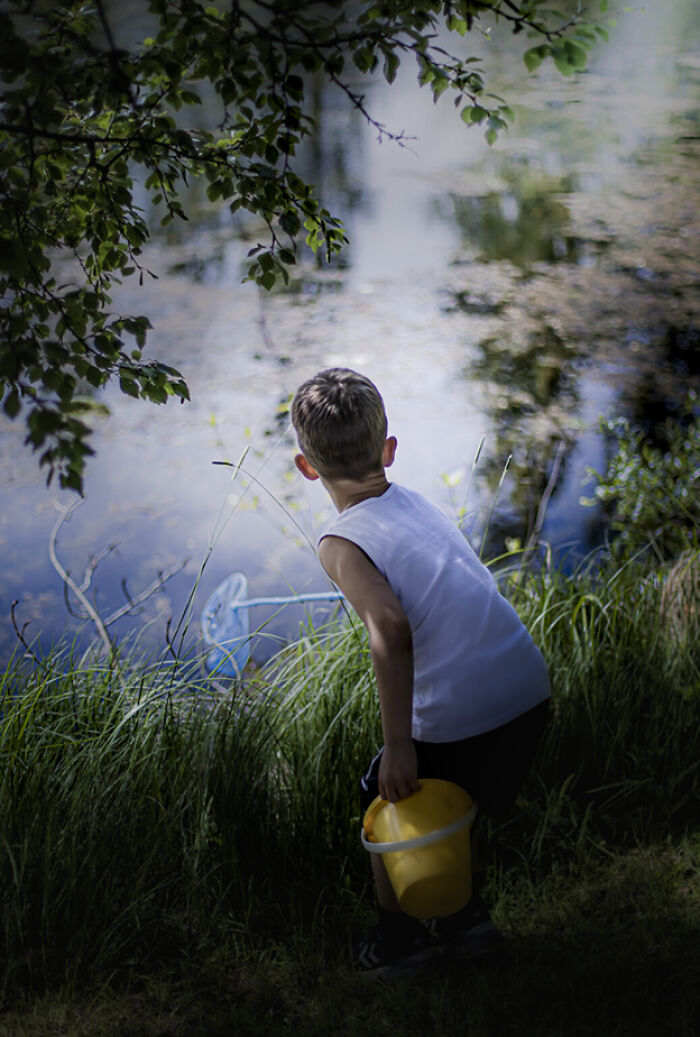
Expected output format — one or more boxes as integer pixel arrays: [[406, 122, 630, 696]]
[[361, 803, 477, 855]]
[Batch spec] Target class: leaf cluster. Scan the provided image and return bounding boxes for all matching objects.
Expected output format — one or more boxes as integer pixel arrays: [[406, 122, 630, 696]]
[[0, 0, 605, 491], [582, 405, 700, 559]]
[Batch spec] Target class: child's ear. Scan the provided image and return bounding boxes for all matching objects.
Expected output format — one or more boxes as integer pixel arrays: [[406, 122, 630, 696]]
[[294, 453, 320, 481], [382, 436, 397, 468]]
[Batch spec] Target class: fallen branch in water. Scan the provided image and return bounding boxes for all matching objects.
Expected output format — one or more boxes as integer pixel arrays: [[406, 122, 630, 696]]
[[45, 500, 188, 661], [49, 501, 113, 657]]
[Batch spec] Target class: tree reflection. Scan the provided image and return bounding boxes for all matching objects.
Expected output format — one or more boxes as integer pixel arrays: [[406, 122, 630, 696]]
[[450, 136, 700, 556], [450, 163, 582, 269]]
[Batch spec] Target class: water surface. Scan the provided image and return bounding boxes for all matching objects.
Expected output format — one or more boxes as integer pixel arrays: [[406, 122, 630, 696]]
[[1, 4, 698, 663]]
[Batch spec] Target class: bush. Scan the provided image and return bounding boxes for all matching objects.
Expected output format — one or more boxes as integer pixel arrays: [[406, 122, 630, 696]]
[[582, 404, 699, 558]]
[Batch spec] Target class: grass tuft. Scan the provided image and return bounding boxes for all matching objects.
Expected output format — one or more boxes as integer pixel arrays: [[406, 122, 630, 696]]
[[1, 548, 698, 1033]]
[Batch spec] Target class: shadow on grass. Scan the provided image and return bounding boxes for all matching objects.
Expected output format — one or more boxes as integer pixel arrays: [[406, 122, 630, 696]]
[[0, 846, 696, 1032], [4, 842, 694, 1037], [211, 843, 699, 1037]]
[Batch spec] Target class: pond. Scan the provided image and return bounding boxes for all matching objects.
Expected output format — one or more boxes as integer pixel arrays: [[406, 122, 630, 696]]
[[1, 2, 699, 666]]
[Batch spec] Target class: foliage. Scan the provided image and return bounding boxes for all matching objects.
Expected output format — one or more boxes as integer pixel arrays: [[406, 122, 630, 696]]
[[0, 0, 607, 491], [582, 405, 700, 558]]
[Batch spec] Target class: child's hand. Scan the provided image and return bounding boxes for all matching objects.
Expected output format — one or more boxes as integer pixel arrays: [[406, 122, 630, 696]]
[[379, 740, 422, 803]]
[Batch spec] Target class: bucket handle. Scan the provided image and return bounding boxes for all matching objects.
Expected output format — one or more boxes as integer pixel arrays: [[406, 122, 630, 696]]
[[361, 803, 477, 854]]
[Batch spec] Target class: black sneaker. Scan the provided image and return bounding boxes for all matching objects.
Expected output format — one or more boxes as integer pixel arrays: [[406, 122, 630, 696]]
[[427, 893, 504, 959], [355, 919, 437, 979]]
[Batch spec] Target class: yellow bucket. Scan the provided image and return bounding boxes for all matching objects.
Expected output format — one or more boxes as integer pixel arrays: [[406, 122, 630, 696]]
[[361, 779, 477, 919]]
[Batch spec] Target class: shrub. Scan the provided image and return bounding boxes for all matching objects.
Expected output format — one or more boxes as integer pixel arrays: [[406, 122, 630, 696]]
[[582, 404, 699, 558]]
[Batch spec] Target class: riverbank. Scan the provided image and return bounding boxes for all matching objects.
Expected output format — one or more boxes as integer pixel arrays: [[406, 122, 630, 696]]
[[2, 835, 698, 1036], [1, 539, 698, 1035]]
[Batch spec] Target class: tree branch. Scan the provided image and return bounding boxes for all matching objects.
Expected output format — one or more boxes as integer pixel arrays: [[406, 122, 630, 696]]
[[47, 499, 189, 652], [48, 501, 114, 658]]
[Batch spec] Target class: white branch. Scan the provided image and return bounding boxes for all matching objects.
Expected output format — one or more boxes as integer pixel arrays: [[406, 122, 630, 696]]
[[49, 501, 113, 657]]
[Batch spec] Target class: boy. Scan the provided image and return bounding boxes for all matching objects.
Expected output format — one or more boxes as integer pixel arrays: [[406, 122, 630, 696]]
[[291, 368, 550, 978]]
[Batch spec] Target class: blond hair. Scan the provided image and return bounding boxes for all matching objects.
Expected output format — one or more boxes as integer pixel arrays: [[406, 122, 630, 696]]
[[291, 368, 387, 479]]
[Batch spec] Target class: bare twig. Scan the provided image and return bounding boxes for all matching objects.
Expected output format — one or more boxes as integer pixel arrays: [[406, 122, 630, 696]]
[[62, 540, 120, 619], [10, 600, 42, 665], [62, 575, 84, 619], [104, 560, 188, 627], [80, 542, 121, 594]]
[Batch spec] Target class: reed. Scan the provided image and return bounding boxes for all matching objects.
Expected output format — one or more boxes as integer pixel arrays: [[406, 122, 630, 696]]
[[508, 549, 700, 856], [0, 649, 281, 989], [1, 546, 698, 997]]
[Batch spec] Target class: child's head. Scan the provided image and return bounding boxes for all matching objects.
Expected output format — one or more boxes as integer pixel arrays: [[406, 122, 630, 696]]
[[291, 368, 388, 480]]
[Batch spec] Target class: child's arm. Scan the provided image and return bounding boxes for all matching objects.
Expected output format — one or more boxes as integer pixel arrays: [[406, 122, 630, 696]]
[[319, 534, 421, 804]]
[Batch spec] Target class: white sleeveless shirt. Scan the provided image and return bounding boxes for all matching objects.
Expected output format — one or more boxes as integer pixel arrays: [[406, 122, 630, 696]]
[[319, 483, 550, 742]]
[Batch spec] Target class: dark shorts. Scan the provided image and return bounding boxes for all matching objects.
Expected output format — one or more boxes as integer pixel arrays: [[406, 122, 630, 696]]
[[359, 699, 550, 820]]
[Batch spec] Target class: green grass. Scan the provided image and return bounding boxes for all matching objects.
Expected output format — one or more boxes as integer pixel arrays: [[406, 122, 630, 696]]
[[1, 547, 699, 1034], [2, 838, 698, 1036]]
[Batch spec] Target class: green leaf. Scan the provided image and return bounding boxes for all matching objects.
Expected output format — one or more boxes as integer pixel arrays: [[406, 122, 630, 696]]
[[447, 15, 467, 36], [468, 106, 487, 124], [145, 384, 168, 403], [523, 45, 550, 73], [564, 40, 588, 71], [431, 75, 449, 101], [552, 46, 575, 76], [383, 51, 399, 84], [3, 390, 20, 418], [280, 210, 301, 236], [119, 376, 139, 398], [0, 239, 29, 277]]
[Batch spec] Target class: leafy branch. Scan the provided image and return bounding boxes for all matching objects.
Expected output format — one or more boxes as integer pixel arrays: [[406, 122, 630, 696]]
[[0, 0, 607, 492]]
